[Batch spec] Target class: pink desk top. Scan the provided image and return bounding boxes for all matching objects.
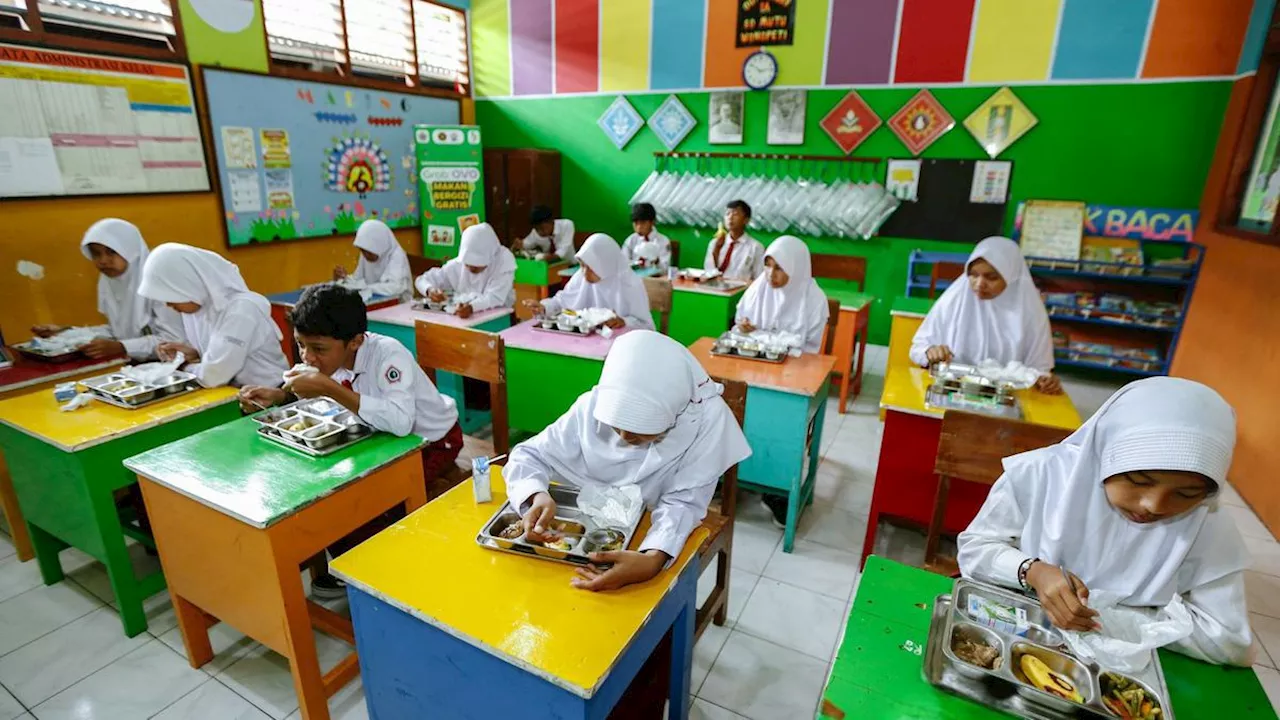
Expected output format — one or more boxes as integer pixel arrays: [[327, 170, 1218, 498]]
[[498, 320, 626, 361], [365, 302, 514, 329]]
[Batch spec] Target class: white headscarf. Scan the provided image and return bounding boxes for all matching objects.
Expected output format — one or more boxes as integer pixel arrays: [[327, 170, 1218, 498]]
[[459, 222, 500, 266], [138, 243, 280, 339], [551, 234, 654, 329], [80, 218, 151, 340], [735, 235, 829, 353], [912, 237, 1054, 371], [353, 219, 412, 292], [999, 377, 1248, 606]]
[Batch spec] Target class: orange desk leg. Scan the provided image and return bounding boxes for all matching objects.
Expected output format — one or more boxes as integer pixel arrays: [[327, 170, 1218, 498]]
[[139, 454, 427, 720], [0, 450, 33, 561]]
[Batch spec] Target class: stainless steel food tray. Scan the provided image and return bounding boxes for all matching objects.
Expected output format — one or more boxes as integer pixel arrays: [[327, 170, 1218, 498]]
[[709, 332, 791, 364], [13, 341, 81, 363], [924, 580, 1174, 720], [252, 397, 374, 457], [475, 484, 642, 567], [925, 386, 1022, 420], [78, 371, 200, 409], [531, 315, 600, 337], [413, 292, 455, 312]]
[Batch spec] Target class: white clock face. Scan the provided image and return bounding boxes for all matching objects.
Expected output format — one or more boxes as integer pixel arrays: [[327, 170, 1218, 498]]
[[743, 52, 778, 90]]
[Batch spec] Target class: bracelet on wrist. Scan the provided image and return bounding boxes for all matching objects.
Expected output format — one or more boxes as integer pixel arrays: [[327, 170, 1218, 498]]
[[1017, 557, 1039, 593]]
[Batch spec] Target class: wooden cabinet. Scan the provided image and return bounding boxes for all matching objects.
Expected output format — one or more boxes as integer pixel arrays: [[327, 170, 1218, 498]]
[[483, 148, 561, 245]]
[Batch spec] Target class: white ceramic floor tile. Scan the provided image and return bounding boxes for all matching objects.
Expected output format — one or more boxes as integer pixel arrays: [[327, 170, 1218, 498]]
[[1256, 666, 1280, 713], [731, 522, 782, 576], [1228, 505, 1276, 542], [157, 618, 261, 675], [1248, 571, 1280, 620], [1246, 535, 1280, 578], [699, 631, 828, 720], [0, 581, 102, 657], [762, 538, 860, 601], [0, 535, 15, 563], [696, 558, 759, 625], [0, 686, 23, 720], [0, 606, 148, 706], [812, 464, 875, 518], [153, 680, 273, 720], [692, 623, 731, 697], [216, 630, 353, 719], [735, 578, 846, 661], [1253, 613, 1280, 669], [32, 639, 206, 720], [796, 503, 868, 554], [283, 677, 369, 720], [690, 697, 749, 720]]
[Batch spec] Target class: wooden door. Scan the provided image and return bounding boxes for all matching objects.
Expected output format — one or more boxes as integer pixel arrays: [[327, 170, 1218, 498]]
[[505, 151, 537, 242], [482, 150, 509, 242]]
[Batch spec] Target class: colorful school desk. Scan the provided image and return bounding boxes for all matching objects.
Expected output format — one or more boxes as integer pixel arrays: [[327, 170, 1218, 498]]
[[887, 295, 934, 370], [821, 556, 1279, 719], [816, 281, 876, 413], [268, 287, 399, 364], [125, 417, 426, 720], [330, 471, 708, 720], [514, 257, 573, 321], [0, 385, 238, 636], [688, 338, 835, 553], [0, 353, 127, 562], [863, 364, 1081, 567], [500, 320, 626, 436], [667, 279, 748, 347], [556, 264, 664, 279], [366, 302, 514, 434]]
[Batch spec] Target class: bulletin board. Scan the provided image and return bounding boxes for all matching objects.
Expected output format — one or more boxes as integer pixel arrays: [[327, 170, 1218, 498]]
[[201, 68, 460, 247], [877, 158, 1012, 243], [0, 43, 209, 199]]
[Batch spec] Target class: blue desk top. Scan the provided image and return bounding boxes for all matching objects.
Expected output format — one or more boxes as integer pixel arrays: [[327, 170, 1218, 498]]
[[267, 287, 393, 308]]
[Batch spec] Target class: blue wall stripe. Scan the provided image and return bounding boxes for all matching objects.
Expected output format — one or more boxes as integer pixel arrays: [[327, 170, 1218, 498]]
[[1051, 0, 1154, 80], [1238, 0, 1277, 73], [650, 0, 705, 90]]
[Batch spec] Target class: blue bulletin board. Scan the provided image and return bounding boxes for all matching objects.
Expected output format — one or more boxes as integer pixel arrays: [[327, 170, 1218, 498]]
[[201, 68, 460, 246]]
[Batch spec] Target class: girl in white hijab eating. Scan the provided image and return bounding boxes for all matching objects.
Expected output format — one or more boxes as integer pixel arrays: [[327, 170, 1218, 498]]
[[138, 243, 289, 388], [533, 233, 654, 330], [910, 237, 1060, 393], [31, 219, 184, 360], [734, 235, 830, 353], [334, 219, 413, 301], [505, 331, 751, 591], [414, 222, 516, 318], [957, 377, 1253, 666]]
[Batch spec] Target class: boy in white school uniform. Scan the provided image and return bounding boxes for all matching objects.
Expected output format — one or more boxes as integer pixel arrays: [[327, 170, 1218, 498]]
[[703, 199, 764, 282], [620, 203, 671, 269], [514, 205, 576, 262]]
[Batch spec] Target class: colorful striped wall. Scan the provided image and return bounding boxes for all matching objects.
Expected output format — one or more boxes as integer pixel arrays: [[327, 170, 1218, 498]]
[[471, 0, 1273, 98]]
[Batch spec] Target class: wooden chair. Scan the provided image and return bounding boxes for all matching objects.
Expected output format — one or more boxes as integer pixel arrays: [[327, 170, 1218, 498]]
[[821, 297, 840, 355], [414, 321, 509, 495], [668, 238, 681, 268], [929, 261, 966, 299], [643, 277, 674, 335], [696, 378, 747, 640], [924, 411, 1071, 576], [811, 253, 867, 291]]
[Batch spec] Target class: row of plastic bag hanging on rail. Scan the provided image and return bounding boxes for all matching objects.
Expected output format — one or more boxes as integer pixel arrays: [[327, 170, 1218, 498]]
[[628, 154, 901, 240]]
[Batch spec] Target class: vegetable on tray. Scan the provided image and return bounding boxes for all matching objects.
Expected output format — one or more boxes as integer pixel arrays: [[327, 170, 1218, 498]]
[[1101, 672, 1161, 719]]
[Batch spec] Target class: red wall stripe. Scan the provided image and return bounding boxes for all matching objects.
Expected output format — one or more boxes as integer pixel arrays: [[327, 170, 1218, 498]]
[[893, 0, 976, 84], [555, 0, 599, 94]]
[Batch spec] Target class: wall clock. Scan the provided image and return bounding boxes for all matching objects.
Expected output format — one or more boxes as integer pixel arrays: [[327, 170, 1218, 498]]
[[743, 49, 779, 91]]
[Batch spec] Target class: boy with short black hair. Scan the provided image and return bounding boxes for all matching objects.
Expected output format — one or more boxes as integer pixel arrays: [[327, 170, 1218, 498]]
[[704, 199, 764, 282], [621, 203, 671, 269], [239, 284, 462, 597], [515, 205, 576, 262]]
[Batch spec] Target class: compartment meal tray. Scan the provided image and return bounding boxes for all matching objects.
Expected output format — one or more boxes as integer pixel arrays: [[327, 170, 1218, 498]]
[[924, 579, 1174, 720], [13, 342, 81, 363], [532, 321, 600, 337], [475, 484, 643, 567], [925, 388, 1023, 421], [252, 397, 375, 457], [78, 371, 201, 409], [709, 345, 786, 364]]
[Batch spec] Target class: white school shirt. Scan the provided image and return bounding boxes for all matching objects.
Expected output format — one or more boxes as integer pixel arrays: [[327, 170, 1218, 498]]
[[414, 249, 517, 312], [181, 296, 288, 388], [621, 231, 672, 267], [703, 232, 764, 282], [335, 332, 458, 442], [521, 218, 577, 262]]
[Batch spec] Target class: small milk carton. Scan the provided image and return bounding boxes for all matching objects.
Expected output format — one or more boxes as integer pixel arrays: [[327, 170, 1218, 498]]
[[967, 594, 1031, 637], [53, 382, 78, 403], [471, 455, 493, 503]]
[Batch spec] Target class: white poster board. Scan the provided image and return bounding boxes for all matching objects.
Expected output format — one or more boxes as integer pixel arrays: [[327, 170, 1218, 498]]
[[1019, 200, 1085, 261]]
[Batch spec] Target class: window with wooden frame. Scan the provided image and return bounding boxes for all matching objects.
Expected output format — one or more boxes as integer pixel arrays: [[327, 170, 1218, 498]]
[[0, 0, 184, 60], [1219, 13, 1280, 244], [262, 0, 469, 97]]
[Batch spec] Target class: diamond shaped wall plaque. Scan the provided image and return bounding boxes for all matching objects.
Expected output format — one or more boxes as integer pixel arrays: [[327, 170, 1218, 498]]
[[888, 90, 955, 156], [963, 86, 1038, 158], [597, 96, 644, 150], [820, 90, 881, 155], [648, 95, 696, 151]]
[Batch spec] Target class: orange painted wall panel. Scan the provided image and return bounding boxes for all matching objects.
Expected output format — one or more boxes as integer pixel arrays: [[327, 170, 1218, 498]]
[[1142, 0, 1255, 78], [702, 0, 751, 88]]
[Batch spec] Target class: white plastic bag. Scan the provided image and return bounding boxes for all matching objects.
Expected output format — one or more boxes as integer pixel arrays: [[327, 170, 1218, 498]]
[[120, 352, 186, 386], [59, 393, 97, 412], [1061, 591, 1194, 673], [578, 484, 643, 529]]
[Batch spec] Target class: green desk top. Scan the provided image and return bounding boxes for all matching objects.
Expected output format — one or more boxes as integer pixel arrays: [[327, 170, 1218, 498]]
[[823, 557, 1278, 719], [124, 415, 426, 529], [816, 279, 874, 312], [891, 296, 935, 318]]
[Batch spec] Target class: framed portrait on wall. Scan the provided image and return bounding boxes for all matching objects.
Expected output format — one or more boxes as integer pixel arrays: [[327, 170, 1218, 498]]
[[709, 92, 745, 145], [768, 89, 806, 145]]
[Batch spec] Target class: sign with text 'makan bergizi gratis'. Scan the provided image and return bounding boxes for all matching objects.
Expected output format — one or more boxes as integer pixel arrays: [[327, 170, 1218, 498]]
[[415, 124, 485, 260], [736, 0, 796, 47]]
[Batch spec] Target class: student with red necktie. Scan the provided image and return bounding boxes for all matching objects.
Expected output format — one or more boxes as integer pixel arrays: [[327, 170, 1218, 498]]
[[703, 199, 765, 282]]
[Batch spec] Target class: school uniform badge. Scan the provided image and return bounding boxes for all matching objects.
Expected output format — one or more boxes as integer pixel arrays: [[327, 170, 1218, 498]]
[[385, 366, 402, 383]]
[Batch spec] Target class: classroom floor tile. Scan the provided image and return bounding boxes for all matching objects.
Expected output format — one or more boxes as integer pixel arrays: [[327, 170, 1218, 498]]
[[32, 639, 205, 720], [735, 578, 846, 661], [699, 631, 830, 720]]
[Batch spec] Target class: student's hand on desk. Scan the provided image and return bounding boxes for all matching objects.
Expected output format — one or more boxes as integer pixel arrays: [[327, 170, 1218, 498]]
[[81, 338, 125, 359], [454, 303, 474, 319], [603, 316, 625, 330], [1034, 374, 1063, 395], [285, 371, 341, 399], [238, 386, 288, 412], [521, 491, 558, 543], [737, 320, 756, 334], [1027, 561, 1099, 632], [428, 289, 448, 303], [521, 299, 545, 317], [333, 266, 348, 281], [511, 238, 523, 251], [30, 324, 67, 338], [925, 345, 954, 365], [572, 550, 668, 592], [157, 342, 199, 363]]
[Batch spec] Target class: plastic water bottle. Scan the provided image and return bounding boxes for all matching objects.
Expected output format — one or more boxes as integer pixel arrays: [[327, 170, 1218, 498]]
[[471, 455, 492, 503]]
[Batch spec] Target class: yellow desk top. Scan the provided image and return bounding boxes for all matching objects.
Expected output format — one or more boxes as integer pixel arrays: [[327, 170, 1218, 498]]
[[879, 365, 1082, 430], [331, 471, 708, 699], [0, 385, 239, 452]]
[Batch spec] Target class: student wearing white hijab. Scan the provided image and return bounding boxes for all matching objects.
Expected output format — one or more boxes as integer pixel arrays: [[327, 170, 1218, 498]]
[[138, 243, 289, 388], [734, 235, 830, 354], [334, 219, 413, 301], [910, 237, 1059, 393], [505, 331, 751, 591], [535, 234, 654, 330], [957, 377, 1253, 666], [31, 219, 184, 360], [414, 222, 516, 318]]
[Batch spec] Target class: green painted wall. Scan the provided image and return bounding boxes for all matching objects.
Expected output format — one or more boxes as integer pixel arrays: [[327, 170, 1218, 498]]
[[476, 83, 1232, 344]]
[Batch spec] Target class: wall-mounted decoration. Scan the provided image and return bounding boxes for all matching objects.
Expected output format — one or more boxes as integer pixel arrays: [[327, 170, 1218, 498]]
[[648, 95, 697, 150], [179, 0, 268, 72], [737, 0, 797, 47], [415, 124, 486, 257], [325, 135, 392, 196], [887, 90, 954, 156], [820, 90, 881, 155], [767, 89, 807, 146], [709, 92, 745, 145], [597, 96, 644, 150], [742, 49, 780, 90], [963, 86, 1038, 158]]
